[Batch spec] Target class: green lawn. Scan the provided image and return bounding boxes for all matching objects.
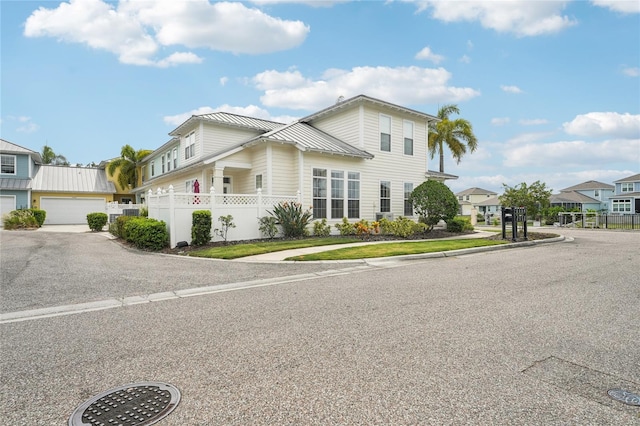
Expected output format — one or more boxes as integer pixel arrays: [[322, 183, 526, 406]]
[[188, 237, 361, 259], [285, 239, 507, 261], [186, 236, 508, 260]]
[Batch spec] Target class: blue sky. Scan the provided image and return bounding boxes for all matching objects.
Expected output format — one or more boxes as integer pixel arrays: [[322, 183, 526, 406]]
[[2, 0, 639, 194]]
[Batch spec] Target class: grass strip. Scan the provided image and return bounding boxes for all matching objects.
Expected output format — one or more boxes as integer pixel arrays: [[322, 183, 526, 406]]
[[188, 237, 361, 259], [285, 238, 507, 261]]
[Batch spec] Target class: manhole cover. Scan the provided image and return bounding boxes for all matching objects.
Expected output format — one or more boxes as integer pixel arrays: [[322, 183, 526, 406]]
[[607, 389, 640, 406], [69, 382, 181, 426]]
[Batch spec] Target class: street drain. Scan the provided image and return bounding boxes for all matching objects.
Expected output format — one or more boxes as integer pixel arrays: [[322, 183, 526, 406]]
[[608, 389, 640, 407], [68, 382, 180, 426]]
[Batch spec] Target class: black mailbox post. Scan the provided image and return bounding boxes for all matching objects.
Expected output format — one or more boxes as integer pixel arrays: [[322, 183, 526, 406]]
[[502, 206, 527, 241]]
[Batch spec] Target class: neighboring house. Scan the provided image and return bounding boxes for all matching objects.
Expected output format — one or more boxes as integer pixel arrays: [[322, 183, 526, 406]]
[[455, 187, 498, 216], [609, 173, 640, 214], [30, 165, 116, 224], [135, 94, 451, 224], [475, 196, 502, 215], [0, 139, 42, 225], [550, 180, 614, 212]]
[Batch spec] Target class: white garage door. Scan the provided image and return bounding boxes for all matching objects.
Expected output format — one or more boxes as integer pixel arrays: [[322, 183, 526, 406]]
[[41, 197, 106, 225], [0, 195, 16, 226]]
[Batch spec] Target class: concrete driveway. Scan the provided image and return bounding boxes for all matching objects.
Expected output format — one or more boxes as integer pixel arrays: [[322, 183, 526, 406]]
[[1, 228, 638, 424]]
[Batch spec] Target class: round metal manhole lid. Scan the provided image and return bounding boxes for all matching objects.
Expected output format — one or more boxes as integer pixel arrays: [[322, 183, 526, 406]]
[[69, 382, 181, 426], [607, 389, 640, 406]]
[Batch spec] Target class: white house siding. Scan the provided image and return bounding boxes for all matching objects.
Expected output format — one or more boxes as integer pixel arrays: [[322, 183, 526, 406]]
[[310, 107, 362, 148], [270, 144, 299, 195], [200, 122, 263, 158]]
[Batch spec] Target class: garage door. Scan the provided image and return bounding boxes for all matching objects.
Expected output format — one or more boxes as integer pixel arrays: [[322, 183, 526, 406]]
[[40, 197, 106, 225], [0, 195, 16, 226]]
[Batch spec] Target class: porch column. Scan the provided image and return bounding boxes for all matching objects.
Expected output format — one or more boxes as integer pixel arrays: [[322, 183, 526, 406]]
[[211, 166, 225, 194]]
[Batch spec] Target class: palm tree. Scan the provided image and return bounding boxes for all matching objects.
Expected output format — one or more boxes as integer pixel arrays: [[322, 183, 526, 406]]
[[428, 104, 478, 173], [107, 145, 153, 189], [41, 145, 70, 165]]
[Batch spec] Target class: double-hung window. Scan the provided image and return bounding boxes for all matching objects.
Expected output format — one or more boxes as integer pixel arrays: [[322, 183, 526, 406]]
[[380, 115, 391, 152], [331, 171, 344, 219], [173, 148, 178, 169], [185, 132, 195, 160], [403, 121, 414, 156], [380, 181, 391, 213], [255, 174, 263, 190], [621, 183, 633, 193], [347, 172, 360, 218], [313, 168, 327, 219], [161, 155, 165, 173], [166, 151, 171, 172], [1, 155, 16, 174], [404, 183, 414, 216], [151, 162, 155, 177]]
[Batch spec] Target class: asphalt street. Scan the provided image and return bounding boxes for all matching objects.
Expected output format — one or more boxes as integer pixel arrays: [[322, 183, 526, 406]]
[[1, 228, 639, 424]]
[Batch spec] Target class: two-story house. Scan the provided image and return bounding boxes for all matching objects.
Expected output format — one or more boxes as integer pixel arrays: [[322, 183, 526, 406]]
[[135, 95, 445, 224], [455, 187, 498, 216], [0, 139, 41, 224], [550, 180, 615, 212], [609, 173, 640, 214]]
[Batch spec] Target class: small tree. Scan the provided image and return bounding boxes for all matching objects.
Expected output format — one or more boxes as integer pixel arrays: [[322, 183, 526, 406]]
[[499, 181, 551, 220], [214, 215, 236, 243], [409, 180, 459, 231]]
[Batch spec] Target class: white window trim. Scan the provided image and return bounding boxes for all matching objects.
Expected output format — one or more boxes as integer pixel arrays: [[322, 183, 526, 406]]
[[404, 182, 414, 216], [621, 183, 633, 192], [403, 120, 414, 156], [1, 154, 16, 175], [380, 180, 391, 213], [379, 114, 392, 153]]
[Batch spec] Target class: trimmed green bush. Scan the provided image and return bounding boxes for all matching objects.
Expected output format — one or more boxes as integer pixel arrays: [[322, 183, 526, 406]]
[[335, 217, 356, 236], [111, 215, 136, 239], [30, 209, 46, 227], [87, 212, 108, 231], [191, 210, 212, 246], [446, 217, 474, 233], [124, 217, 168, 251]]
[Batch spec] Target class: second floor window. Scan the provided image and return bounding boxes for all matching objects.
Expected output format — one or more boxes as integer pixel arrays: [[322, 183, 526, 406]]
[[621, 183, 633, 192], [1, 155, 16, 174], [173, 148, 178, 169], [404, 121, 414, 156], [161, 155, 165, 173], [185, 132, 196, 160], [166, 151, 171, 172], [380, 115, 391, 152]]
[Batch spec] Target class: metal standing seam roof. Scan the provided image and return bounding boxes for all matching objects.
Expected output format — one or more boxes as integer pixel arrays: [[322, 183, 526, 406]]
[[245, 121, 374, 159], [30, 165, 116, 193], [0, 178, 32, 190], [169, 112, 285, 136], [1, 139, 43, 163]]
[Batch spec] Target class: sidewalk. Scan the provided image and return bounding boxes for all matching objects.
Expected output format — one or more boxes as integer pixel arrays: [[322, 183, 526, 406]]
[[235, 230, 498, 262]]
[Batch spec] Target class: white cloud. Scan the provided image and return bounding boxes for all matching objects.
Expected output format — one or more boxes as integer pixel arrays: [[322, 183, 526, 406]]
[[459, 54, 472, 64], [251, 0, 348, 7], [563, 112, 640, 139], [412, 0, 577, 36], [6, 115, 40, 133], [24, 0, 309, 67], [220, 77, 229, 86], [591, 0, 640, 14], [503, 139, 640, 168], [415, 46, 445, 64], [252, 66, 481, 110], [622, 66, 640, 77], [491, 117, 510, 126], [501, 85, 523, 94], [519, 118, 549, 125]]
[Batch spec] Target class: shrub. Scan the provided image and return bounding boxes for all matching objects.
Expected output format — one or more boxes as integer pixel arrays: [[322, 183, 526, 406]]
[[447, 217, 474, 233], [139, 206, 148, 217], [214, 215, 235, 243], [30, 209, 46, 227], [259, 216, 278, 239], [391, 216, 415, 238], [124, 217, 168, 251], [335, 217, 356, 236], [112, 215, 136, 239], [269, 202, 311, 238], [2, 209, 38, 229], [313, 218, 331, 237], [378, 217, 393, 235], [409, 180, 459, 231], [87, 212, 108, 231], [191, 210, 212, 246]]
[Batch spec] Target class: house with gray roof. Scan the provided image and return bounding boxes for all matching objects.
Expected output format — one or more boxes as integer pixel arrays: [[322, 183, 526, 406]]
[[609, 173, 640, 214], [0, 139, 42, 224], [455, 187, 498, 216], [551, 180, 614, 212], [135, 94, 452, 226]]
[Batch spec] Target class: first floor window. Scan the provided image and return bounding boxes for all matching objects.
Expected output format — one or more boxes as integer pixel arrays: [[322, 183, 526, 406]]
[[1, 155, 16, 174], [331, 171, 344, 219], [404, 183, 414, 216], [313, 168, 327, 219], [612, 199, 631, 213], [380, 181, 391, 213], [348, 172, 360, 218]]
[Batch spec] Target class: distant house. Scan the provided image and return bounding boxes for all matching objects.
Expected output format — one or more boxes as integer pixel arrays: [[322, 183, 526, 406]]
[[31, 165, 116, 224], [455, 187, 498, 216], [550, 180, 614, 212], [134, 95, 452, 226], [609, 173, 640, 214], [0, 139, 41, 224]]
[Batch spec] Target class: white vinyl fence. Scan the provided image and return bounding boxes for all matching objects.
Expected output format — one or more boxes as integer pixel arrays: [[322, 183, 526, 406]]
[[147, 186, 300, 248]]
